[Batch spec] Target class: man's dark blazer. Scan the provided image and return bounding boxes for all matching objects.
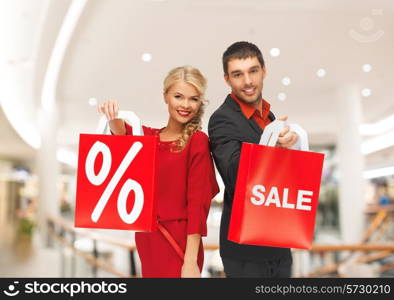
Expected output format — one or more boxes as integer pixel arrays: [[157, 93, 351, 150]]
[[208, 94, 292, 262]]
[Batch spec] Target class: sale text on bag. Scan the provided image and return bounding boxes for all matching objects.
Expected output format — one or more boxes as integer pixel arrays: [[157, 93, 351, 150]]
[[250, 185, 312, 211]]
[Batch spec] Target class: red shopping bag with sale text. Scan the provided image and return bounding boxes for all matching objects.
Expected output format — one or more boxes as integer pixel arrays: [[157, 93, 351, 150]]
[[228, 121, 324, 249], [75, 111, 158, 231]]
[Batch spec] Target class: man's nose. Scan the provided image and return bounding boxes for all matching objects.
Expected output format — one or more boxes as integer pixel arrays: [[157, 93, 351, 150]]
[[244, 74, 252, 85]]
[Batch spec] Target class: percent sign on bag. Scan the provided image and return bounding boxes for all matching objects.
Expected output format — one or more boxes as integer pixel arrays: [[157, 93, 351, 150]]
[[75, 112, 158, 231]]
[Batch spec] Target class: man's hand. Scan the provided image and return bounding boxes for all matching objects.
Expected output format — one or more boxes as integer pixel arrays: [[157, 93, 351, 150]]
[[275, 116, 298, 149]]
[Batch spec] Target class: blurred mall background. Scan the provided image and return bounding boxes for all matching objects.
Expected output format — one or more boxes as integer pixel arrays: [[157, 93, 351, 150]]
[[0, 0, 393, 278]]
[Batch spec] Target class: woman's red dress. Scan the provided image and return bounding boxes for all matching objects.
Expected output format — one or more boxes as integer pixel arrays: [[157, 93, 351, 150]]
[[125, 124, 219, 277]]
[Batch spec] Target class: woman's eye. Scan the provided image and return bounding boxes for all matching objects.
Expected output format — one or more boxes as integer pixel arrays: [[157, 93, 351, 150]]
[[192, 98, 199, 102], [174, 95, 181, 98]]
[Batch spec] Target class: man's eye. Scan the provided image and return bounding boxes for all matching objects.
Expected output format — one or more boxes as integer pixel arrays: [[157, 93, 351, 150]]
[[251, 69, 257, 73], [233, 73, 241, 78]]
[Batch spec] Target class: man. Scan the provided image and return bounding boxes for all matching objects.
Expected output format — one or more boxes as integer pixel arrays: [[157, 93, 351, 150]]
[[208, 41, 298, 278]]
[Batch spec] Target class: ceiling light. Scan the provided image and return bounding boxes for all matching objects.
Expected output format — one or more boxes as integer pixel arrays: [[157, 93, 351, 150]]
[[281, 77, 291, 86], [362, 64, 372, 73], [142, 53, 152, 62], [360, 114, 394, 136], [88, 97, 97, 106], [270, 48, 280, 57], [277, 92, 286, 101], [361, 88, 371, 97], [316, 68, 326, 78], [364, 166, 394, 179], [361, 130, 394, 154]]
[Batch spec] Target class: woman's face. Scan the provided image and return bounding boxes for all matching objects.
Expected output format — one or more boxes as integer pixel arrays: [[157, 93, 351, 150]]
[[164, 81, 202, 125]]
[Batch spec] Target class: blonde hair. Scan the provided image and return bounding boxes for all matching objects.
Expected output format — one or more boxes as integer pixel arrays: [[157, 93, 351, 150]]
[[163, 65, 207, 151]]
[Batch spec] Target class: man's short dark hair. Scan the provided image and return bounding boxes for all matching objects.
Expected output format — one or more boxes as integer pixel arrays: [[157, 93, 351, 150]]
[[222, 41, 265, 74]]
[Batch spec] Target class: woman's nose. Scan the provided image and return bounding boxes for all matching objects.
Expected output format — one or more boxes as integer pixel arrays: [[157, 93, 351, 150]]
[[180, 99, 191, 109]]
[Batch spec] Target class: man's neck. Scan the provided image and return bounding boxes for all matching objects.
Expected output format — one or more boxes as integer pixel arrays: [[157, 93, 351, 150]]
[[231, 92, 263, 109], [250, 97, 262, 109]]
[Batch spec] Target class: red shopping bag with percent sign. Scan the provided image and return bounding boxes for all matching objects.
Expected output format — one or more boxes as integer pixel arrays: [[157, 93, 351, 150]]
[[75, 111, 158, 231], [228, 121, 324, 249]]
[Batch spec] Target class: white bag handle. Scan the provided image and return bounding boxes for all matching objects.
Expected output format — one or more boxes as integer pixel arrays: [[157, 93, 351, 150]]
[[96, 110, 143, 136], [259, 120, 309, 151]]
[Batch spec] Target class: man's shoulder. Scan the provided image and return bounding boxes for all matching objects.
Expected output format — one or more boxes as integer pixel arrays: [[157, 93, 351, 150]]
[[208, 102, 245, 140], [209, 97, 241, 124], [210, 102, 228, 119]]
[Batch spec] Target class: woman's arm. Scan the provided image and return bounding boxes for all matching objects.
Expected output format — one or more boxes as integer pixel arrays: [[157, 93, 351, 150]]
[[98, 100, 126, 135], [108, 119, 126, 135], [181, 233, 201, 278]]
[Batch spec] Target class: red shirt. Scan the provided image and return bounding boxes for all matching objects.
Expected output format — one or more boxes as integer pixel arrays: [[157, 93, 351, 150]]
[[230, 92, 272, 129], [124, 123, 219, 236]]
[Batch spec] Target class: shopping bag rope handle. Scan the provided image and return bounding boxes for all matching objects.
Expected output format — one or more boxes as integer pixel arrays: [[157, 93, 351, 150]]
[[157, 223, 185, 261], [259, 120, 309, 151]]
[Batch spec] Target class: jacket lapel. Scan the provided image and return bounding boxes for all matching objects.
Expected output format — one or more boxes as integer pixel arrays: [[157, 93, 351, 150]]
[[247, 118, 262, 135]]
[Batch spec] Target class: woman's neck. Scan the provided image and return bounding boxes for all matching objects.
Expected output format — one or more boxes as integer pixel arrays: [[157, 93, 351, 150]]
[[160, 119, 184, 140]]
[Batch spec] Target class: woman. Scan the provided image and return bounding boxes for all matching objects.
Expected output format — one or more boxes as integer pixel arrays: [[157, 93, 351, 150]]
[[98, 66, 219, 278]]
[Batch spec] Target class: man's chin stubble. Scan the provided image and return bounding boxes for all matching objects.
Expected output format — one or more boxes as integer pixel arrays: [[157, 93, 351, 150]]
[[238, 93, 262, 106]]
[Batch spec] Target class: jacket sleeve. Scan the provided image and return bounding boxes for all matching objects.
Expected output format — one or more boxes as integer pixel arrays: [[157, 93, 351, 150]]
[[208, 112, 243, 206]]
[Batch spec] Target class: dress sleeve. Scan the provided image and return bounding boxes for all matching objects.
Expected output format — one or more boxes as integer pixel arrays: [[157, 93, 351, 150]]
[[124, 122, 134, 135], [112, 123, 150, 135], [186, 132, 220, 236], [109, 122, 133, 135]]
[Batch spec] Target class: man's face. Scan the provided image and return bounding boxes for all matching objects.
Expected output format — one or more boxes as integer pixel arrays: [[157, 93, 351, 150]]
[[224, 56, 266, 107]]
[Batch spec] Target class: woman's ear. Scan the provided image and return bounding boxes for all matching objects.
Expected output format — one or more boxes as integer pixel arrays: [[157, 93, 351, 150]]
[[163, 92, 168, 104]]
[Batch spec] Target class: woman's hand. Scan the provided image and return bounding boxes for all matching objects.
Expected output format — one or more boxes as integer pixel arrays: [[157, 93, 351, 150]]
[[181, 260, 201, 278], [182, 234, 201, 278], [97, 100, 119, 120], [97, 100, 125, 135]]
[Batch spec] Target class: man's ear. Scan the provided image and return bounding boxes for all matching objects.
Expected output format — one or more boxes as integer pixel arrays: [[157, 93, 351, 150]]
[[224, 73, 230, 87], [262, 66, 267, 79]]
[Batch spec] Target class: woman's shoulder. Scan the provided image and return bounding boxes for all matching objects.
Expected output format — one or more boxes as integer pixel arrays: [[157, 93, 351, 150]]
[[142, 125, 160, 136], [191, 130, 209, 142], [124, 123, 159, 136], [189, 130, 210, 151]]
